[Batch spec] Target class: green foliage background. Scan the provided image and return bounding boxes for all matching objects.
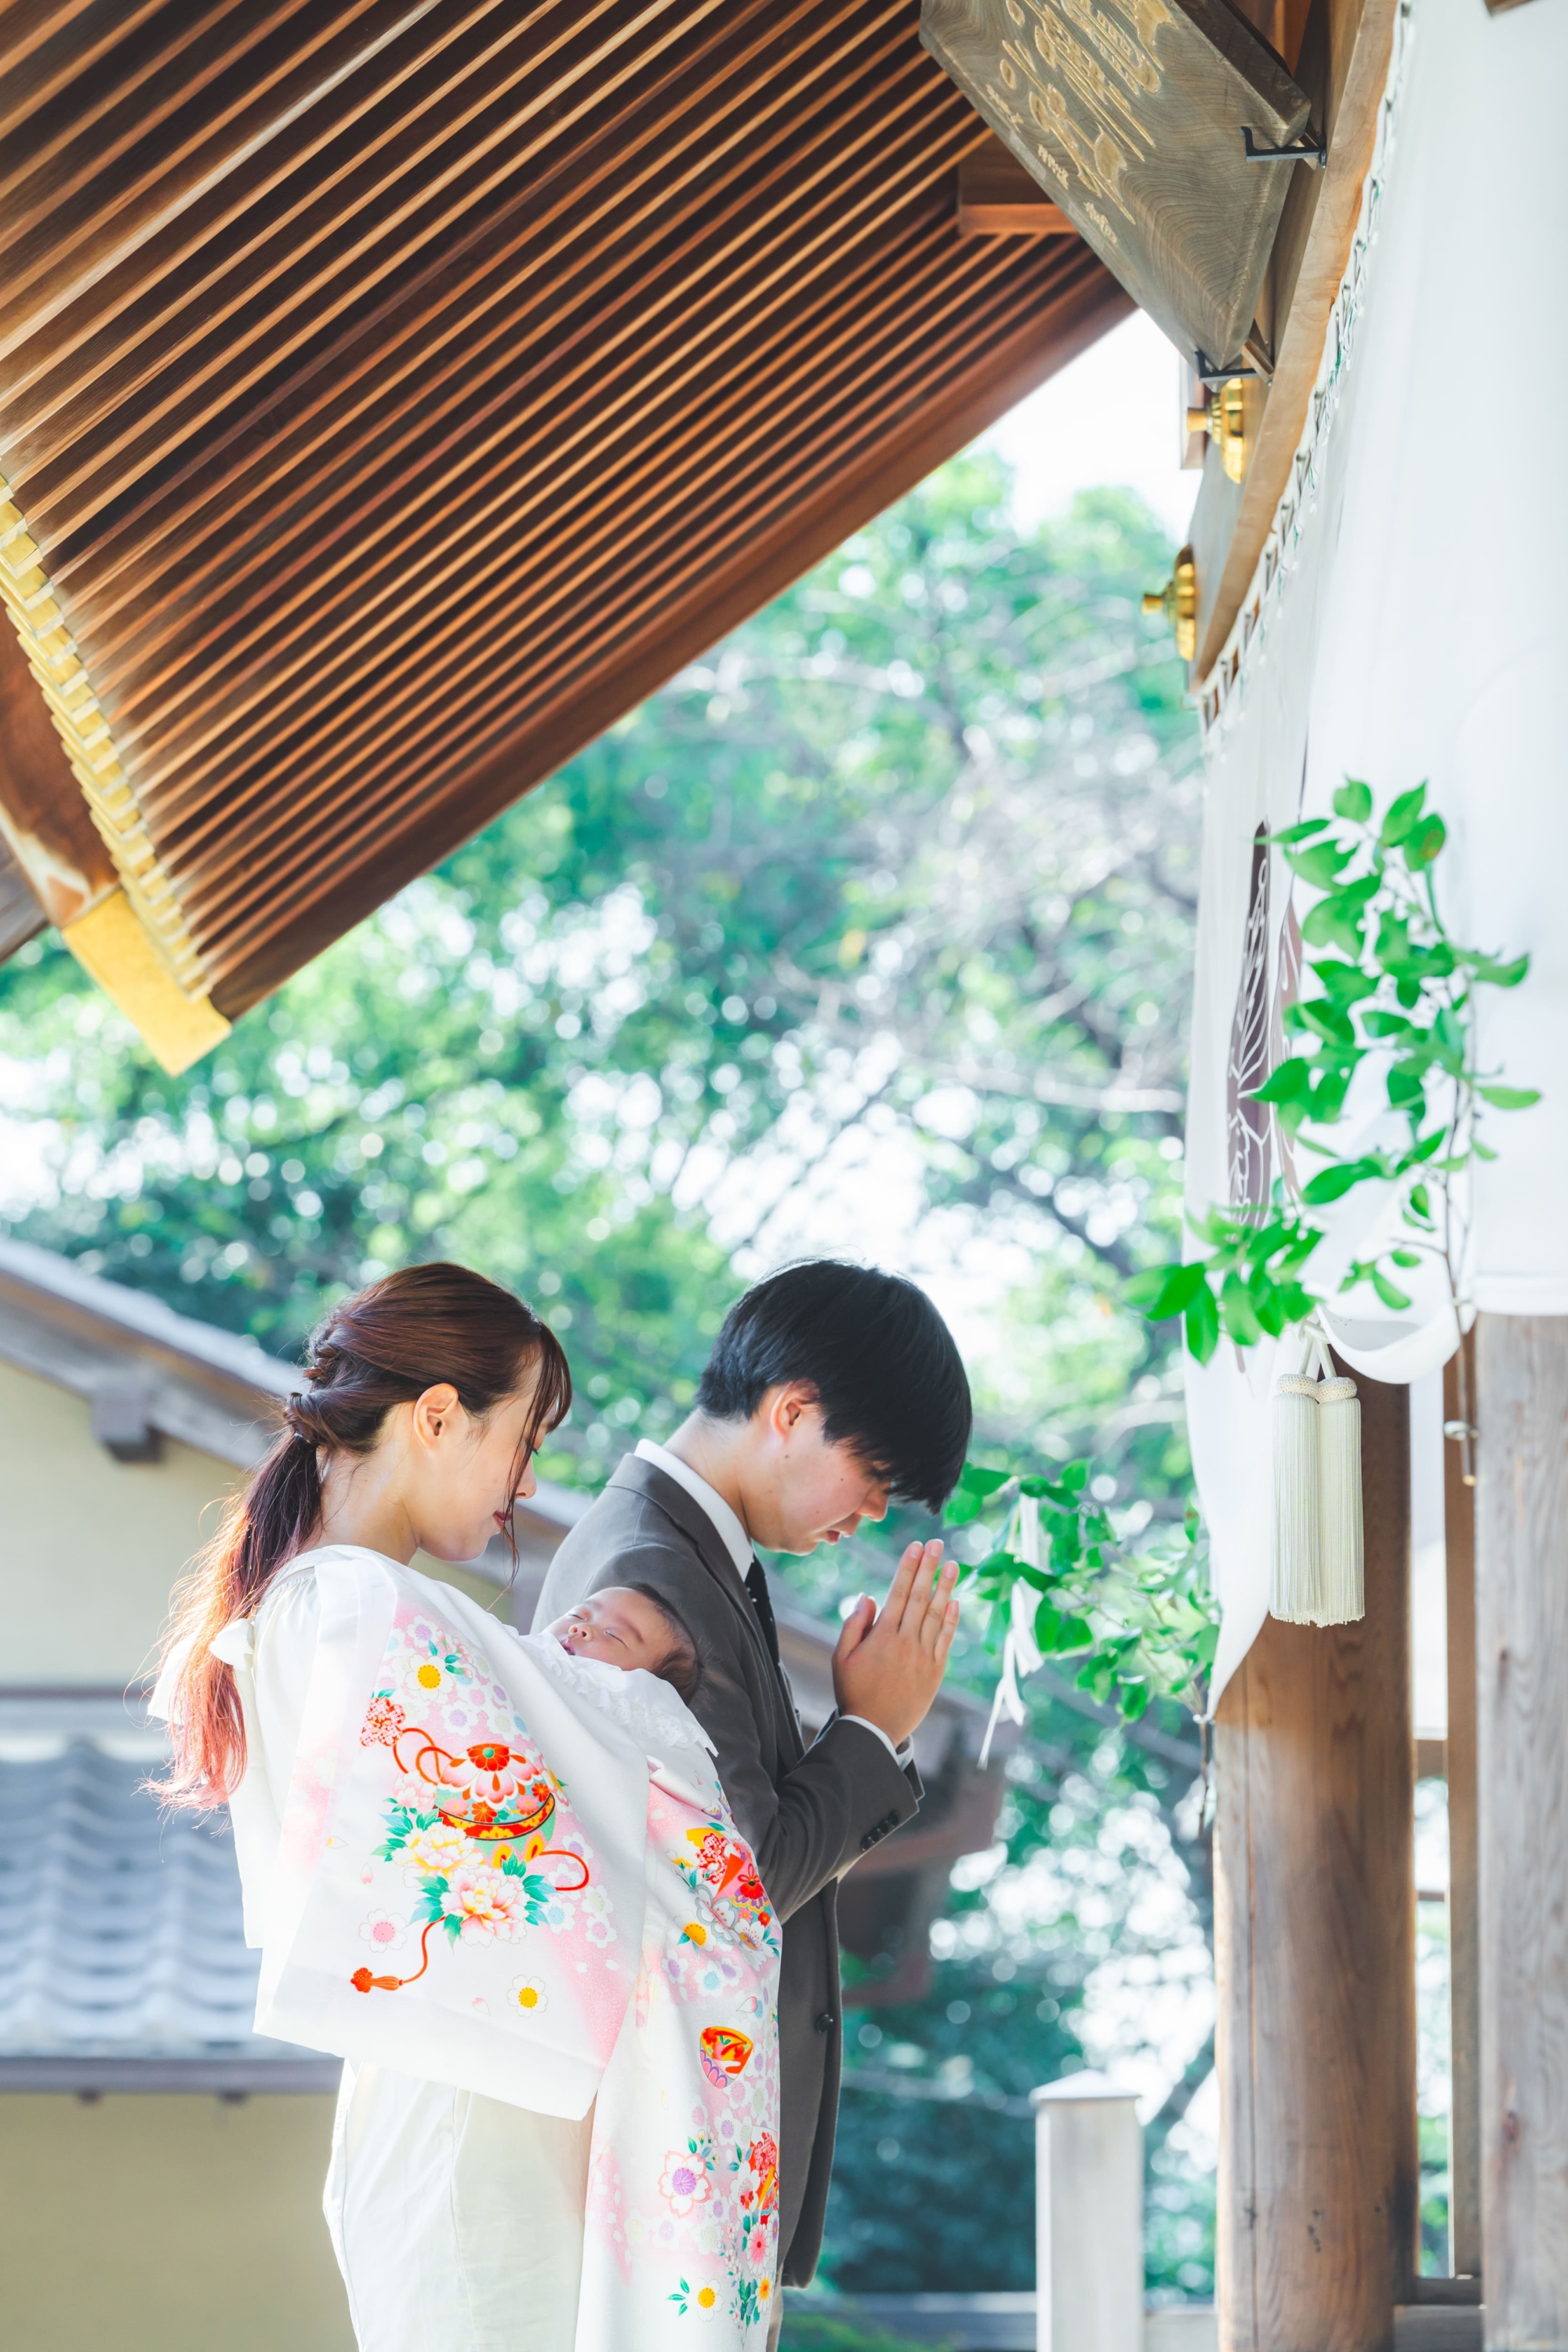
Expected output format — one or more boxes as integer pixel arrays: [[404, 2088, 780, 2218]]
[[0, 459, 1214, 2296]]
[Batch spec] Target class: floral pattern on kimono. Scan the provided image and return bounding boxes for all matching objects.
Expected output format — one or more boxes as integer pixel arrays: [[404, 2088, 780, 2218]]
[[214, 1548, 780, 2350], [351, 1605, 608, 1998], [253, 1559, 648, 2120], [580, 1773, 782, 2349]]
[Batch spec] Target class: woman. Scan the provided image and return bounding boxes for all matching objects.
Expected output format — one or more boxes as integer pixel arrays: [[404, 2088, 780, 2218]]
[[158, 1263, 780, 2352]]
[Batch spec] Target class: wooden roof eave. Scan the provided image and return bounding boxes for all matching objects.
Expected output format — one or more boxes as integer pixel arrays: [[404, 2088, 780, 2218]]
[[0, 0, 1128, 1060]]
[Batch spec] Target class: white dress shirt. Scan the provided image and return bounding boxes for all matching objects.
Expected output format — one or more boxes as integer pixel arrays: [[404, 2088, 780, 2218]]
[[633, 1438, 910, 1765]]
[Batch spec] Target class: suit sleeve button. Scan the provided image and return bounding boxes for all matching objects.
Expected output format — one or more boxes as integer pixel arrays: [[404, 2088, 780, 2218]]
[[815, 2011, 835, 2033]]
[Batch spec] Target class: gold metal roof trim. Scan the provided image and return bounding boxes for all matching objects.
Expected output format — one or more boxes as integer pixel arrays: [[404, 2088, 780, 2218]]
[[0, 478, 206, 998]]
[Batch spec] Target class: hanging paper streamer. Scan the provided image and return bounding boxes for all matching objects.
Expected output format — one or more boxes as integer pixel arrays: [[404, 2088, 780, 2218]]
[[978, 1494, 1045, 1769], [1270, 1323, 1364, 1626]]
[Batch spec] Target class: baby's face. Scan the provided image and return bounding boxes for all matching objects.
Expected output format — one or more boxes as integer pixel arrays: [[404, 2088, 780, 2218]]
[[546, 1587, 668, 1676]]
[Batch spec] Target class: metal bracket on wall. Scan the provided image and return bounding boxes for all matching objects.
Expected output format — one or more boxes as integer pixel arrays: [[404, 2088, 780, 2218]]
[[1241, 125, 1327, 166], [1196, 350, 1259, 385]]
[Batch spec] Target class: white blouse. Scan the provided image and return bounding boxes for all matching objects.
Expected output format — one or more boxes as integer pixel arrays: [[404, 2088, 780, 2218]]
[[208, 1563, 321, 1947]]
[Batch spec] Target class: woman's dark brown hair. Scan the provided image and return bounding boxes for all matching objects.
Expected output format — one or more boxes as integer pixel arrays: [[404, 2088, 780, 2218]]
[[159, 1261, 570, 1808]]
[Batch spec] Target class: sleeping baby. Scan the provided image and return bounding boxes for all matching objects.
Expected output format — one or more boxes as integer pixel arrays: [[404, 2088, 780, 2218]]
[[543, 1584, 705, 1708]]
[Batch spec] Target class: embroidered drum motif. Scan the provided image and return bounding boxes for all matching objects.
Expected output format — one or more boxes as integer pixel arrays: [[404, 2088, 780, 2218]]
[[401, 1726, 559, 1842]]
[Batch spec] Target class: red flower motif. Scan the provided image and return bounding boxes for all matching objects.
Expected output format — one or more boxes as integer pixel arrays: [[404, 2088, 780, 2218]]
[[445, 1740, 540, 1800]]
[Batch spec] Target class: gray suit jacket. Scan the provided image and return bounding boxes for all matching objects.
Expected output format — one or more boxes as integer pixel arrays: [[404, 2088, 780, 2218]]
[[532, 1454, 921, 2284]]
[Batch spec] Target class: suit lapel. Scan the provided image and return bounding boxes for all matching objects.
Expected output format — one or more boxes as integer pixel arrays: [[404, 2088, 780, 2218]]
[[607, 1456, 805, 1763]]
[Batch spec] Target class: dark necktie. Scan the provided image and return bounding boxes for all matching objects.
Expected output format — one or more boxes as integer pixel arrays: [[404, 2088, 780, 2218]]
[[746, 1558, 781, 1671]]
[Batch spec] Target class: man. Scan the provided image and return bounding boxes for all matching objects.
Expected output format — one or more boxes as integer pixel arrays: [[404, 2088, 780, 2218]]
[[533, 1259, 971, 2323]]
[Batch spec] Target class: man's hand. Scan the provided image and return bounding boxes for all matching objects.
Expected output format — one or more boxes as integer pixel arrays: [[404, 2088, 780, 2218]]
[[832, 1539, 960, 1749]]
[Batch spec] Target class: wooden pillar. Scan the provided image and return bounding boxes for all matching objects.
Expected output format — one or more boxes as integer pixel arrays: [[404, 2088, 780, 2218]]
[[1214, 1370, 1417, 2351], [1445, 1332, 1482, 2279], [1475, 1316, 1568, 2347]]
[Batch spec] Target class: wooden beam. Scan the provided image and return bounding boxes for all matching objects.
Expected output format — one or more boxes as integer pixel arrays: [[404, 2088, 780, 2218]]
[[956, 141, 1076, 238], [1193, 0, 1399, 679], [1445, 1332, 1482, 2279], [1215, 1367, 1417, 2350], [1475, 1316, 1568, 2339], [0, 832, 45, 961], [0, 587, 115, 933]]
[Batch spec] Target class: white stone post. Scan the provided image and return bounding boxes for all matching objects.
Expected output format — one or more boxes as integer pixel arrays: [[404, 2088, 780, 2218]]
[[1032, 2070, 1144, 2352]]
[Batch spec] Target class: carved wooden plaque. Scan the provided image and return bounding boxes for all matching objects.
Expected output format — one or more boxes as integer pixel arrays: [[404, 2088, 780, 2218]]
[[922, 0, 1312, 368]]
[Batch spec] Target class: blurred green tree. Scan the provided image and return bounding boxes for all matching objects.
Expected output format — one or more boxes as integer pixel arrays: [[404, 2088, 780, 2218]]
[[0, 463, 1195, 1508]]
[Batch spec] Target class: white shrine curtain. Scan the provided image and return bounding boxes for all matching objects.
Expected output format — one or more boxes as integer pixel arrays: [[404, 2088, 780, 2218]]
[[1186, 0, 1568, 1701]]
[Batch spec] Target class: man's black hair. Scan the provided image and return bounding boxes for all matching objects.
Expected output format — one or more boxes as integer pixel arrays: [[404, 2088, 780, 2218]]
[[694, 1261, 972, 1515]]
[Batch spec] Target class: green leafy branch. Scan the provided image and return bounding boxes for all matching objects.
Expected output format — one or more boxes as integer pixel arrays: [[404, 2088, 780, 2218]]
[[1127, 781, 1537, 1363], [947, 786, 1534, 1752], [948, 1457, 1218, 1726]]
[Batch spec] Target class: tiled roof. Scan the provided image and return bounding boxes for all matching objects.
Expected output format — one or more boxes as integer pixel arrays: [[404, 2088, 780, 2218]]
[[0, 1725, 335, 2092]]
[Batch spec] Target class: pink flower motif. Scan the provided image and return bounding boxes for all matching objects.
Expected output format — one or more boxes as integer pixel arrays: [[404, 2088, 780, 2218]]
[[658, 2151, 712, 2217], [441, 1866, 523, 1944], [358, 1909, 408, 1953]]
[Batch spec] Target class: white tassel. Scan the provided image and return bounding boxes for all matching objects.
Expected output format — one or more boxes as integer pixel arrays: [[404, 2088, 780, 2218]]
[[1316, 1377, 1364, 1624], [978, 1495, 1047, 1769], [1272, 1375, 1323, 1622], [1269, 1328, 1365, 1627]]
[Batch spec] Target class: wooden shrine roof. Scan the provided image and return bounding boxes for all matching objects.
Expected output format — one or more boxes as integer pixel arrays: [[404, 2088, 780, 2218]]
[[0, 0, 1127, 1057]]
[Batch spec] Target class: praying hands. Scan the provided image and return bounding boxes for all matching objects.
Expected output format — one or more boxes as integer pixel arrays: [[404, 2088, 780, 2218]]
[[832, 1538, 961, 1750]]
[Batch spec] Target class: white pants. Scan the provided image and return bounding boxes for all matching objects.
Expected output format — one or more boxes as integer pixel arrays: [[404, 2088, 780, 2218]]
[[325, 2062, 593, 2351]]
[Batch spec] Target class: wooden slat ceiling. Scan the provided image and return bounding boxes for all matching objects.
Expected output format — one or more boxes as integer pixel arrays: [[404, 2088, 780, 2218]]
[[0, 0, 1128, 1025]]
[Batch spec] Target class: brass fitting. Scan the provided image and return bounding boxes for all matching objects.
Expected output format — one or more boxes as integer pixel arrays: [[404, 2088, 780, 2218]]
[[1187, 379, 1250, 483], [1142, 546, 1198, 662]]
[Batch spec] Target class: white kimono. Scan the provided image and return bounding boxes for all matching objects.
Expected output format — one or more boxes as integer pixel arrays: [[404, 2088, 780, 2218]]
[[170, 1546, 781, 2352]]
